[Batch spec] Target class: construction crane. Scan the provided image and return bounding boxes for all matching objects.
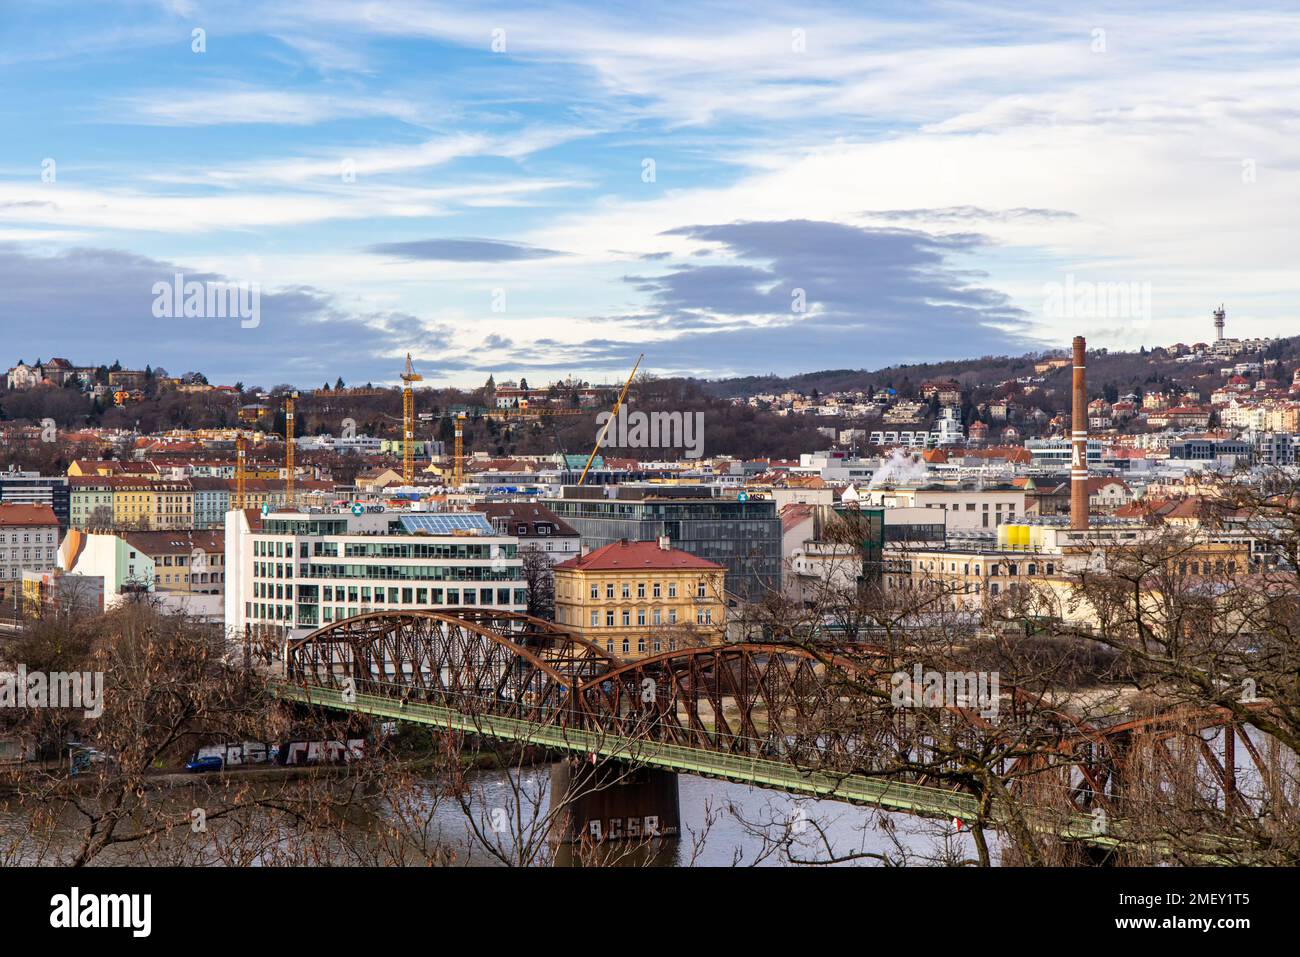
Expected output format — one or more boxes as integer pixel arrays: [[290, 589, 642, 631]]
[[401, 353, 423, 485], [235, 435, 247, 510], [284, 392, 297, 509], [579, 353, 643, 485], [452, 411, 466, 489]]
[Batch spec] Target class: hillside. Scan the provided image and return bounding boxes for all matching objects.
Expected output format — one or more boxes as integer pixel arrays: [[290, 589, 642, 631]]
[[704, 336, 1300, 403]]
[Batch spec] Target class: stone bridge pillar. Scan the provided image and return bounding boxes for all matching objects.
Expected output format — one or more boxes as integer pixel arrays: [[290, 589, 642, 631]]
[[549, 756, 680, 845]]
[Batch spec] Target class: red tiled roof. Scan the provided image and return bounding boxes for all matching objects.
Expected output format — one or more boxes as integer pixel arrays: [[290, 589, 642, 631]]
[[0, 503, 59, 526], [555, 539, 724, 572]]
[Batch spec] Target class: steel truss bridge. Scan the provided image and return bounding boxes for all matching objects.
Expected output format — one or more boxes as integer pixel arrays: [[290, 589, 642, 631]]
[[272, 609, 1287, 851]]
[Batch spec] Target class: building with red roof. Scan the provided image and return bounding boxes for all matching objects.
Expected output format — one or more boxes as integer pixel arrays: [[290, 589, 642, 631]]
[[554, 538, 726, 660]]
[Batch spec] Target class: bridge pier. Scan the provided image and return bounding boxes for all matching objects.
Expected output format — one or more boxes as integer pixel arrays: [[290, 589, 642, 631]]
[[549, 757, 680, 845]]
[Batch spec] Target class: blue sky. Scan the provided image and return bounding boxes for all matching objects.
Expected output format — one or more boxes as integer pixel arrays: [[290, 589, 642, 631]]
[[2, 1, 1299, 388]]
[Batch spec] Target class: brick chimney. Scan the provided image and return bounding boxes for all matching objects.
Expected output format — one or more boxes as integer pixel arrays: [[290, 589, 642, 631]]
[[1071, 335, 1089, 530]]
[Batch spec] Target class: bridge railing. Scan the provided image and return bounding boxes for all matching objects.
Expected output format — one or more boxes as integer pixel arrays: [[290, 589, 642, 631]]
[[272, 680, 1175, 849]]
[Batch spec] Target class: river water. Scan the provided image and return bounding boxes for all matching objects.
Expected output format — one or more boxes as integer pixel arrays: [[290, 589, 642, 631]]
[[0, 765, 986, 866]]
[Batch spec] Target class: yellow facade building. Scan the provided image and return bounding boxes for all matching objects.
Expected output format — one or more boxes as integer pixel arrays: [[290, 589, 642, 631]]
[[554, 538, 726, 660], [107, 479, 194, 530]]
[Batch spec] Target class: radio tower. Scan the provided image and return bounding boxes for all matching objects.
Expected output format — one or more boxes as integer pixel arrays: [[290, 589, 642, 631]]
[[1214, 304, 1225, 342]]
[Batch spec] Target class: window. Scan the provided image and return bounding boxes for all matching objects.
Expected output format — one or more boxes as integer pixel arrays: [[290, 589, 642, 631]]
[[652, 582, 661, 598], [590, 611, 599, 627], [590, 584, 599, 599], [637, 583, 645, 599], [622, 610, 631, 626], [605, 583, 615, 599], [622, 583, 630, 599], [605, 611, 615, 627], [668, 583, 677, 598]]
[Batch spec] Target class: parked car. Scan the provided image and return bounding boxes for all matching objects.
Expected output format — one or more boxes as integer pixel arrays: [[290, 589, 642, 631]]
[[185, 755, 223, 773]]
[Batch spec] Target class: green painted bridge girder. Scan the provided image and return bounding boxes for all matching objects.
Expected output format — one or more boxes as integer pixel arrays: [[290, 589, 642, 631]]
[[272, 682, 1124, 846]]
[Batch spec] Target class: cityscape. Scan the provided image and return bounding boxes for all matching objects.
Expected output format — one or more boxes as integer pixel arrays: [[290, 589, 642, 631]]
[[0, 0, 1292, 935]]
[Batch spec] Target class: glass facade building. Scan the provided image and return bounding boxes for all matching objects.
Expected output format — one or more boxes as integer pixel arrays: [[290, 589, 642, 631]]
[[225, 509, 526, 642], [547, 487, 781, 600]]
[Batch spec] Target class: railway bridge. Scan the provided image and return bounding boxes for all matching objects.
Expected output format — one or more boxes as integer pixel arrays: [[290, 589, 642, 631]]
[[271, 608, 1277, 852]]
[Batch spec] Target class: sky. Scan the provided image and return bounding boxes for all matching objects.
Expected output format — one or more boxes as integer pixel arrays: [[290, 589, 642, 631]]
[[2, 1, 1299, 388]]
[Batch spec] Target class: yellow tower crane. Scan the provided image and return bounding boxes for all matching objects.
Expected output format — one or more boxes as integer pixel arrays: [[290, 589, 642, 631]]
[[401, 353, 423, 485], [453, 411, 466, 488], [235, 435, 247, 510], [579, 353, 643, 485], [284, 392, 297, 509]]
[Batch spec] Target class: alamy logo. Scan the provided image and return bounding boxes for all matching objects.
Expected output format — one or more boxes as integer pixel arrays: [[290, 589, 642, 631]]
[[1042, 274, 1151, 322], [50, 887, 151, 937], [0, 666, 104, 718], [151, 272, 260, 328], [890, 664, 1000, 718], [596, 406, 704, 459]]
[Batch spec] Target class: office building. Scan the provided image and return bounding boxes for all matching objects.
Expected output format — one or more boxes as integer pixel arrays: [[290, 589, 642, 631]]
[[224, 508, 526, 645], [547, 486, 781, 600]]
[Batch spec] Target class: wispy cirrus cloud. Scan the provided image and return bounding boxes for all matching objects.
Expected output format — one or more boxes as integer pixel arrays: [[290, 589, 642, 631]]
[[865, 206, 1079, 223], [112, 87, 429, 126], [366, 238, 568, 262]]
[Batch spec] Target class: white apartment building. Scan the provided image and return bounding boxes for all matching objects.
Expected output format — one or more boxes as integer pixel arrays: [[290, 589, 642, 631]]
[[1024, 439, 1104, 469], [860, 484, 1026, 531], [295, 433, 384, 455], [0, 503, 61, 601], [224, 508, 527, 648], [479, 502, 581, 566]]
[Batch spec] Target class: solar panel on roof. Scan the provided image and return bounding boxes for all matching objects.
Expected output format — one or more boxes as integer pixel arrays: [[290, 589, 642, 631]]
[[398, 513, 495, 535]]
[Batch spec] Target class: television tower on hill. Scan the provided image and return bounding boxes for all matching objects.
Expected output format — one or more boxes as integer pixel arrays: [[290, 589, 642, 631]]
[[1214, 304, 1225, 341]]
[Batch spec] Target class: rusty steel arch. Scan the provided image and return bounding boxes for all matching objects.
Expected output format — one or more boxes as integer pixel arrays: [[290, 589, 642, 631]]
[[572, 642, 908, 767], [285, 610, 587, 721], [435, 606, 624, 679]]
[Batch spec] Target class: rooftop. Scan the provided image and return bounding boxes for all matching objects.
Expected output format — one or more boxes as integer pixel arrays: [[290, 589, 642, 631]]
[[556, 539, 725, 572], [0, 503, 59, 526]]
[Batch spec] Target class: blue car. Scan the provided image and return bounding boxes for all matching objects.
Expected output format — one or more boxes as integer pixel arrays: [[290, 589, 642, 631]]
[[185, 755, 223, 773]]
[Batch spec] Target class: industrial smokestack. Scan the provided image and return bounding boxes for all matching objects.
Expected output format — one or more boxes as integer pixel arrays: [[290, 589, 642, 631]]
[[1070, 335, 1089, 530]]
